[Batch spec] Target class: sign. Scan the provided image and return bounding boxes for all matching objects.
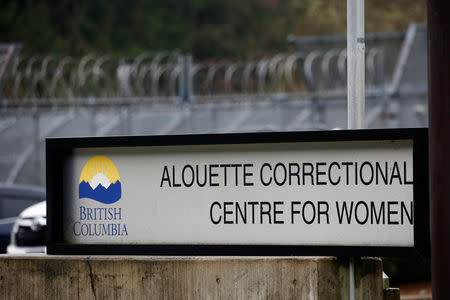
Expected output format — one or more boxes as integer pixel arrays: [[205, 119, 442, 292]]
[[46, 129, 429, 255]]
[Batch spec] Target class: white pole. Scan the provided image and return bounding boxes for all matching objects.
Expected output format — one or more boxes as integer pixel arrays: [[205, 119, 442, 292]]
[[349, 256, 356, 300], [347, 0, 365, 299], [347, 0, 365, 129]]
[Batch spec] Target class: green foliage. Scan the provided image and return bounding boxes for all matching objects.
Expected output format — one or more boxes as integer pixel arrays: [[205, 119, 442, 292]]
[[0, 0, 426, 59]]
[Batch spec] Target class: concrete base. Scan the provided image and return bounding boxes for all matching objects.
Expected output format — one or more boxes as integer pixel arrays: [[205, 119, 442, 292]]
[[0, 255, 383, 299]]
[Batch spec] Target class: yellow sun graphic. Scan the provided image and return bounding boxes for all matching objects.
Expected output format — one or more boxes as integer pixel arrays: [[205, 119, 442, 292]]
[[79, 156, 120, 189]]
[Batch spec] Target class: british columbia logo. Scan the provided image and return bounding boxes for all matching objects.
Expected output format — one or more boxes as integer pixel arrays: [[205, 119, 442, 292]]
[[74, 155, 128, 237], [79, 156, 122, 204]]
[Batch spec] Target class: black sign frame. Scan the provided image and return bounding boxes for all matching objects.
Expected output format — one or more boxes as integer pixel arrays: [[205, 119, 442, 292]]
[[46, 128, 429, 256]]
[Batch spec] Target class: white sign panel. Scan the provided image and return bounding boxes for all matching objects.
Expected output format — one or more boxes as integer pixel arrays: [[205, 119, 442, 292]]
[[47, 129, 428, 255]]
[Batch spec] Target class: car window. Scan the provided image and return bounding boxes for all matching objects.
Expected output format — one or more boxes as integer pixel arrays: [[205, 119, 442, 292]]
[[0, 198, 40, 218]]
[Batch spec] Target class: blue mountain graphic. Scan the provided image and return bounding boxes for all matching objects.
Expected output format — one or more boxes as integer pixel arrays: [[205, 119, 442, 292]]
[[79, 180, 122, 204]]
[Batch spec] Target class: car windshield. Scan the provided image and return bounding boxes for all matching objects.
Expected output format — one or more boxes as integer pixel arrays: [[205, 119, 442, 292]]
[[0, 197, 40, 219]]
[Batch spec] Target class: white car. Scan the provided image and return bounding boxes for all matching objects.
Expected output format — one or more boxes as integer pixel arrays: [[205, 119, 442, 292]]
[[7, 201, 46, 254]]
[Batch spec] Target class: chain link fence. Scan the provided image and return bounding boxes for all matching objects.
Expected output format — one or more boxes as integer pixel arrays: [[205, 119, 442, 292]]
[[0, 24, 428, 187]]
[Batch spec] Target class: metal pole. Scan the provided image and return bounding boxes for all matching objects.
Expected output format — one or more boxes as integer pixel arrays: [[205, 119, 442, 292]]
[[347, 0, 365, 129], [349, 257, 355, 300], [427, 1, 450, 299], [33, 110, 40, 186], [178, 55, 193, 103], [178, 55, 185, 101], [347, 1, 365, 299], [185, 55, 193, 103]]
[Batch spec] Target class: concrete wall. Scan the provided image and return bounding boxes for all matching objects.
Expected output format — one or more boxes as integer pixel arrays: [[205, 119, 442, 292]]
[[0, 255, 383, 299]]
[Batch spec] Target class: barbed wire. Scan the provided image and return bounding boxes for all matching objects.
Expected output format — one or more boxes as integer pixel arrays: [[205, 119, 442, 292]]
[[1, 48, 385, 106]]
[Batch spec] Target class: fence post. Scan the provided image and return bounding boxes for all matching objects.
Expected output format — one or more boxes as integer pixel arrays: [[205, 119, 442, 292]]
[[178, 55, 194, 103]]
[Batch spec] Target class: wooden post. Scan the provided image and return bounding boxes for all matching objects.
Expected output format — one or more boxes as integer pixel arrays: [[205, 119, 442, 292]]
[[427, 1, 450, 299]]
